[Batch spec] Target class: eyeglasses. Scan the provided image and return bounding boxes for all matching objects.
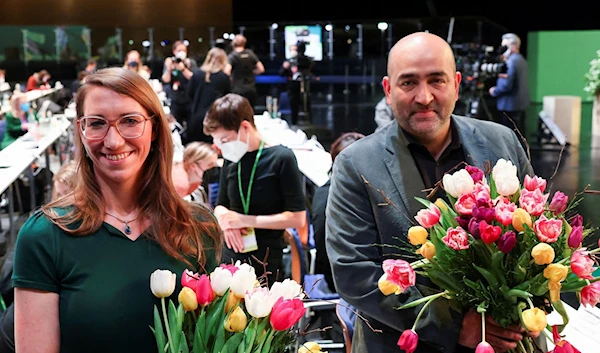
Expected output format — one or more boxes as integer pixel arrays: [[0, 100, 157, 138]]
[[78, 114, 152, 140]]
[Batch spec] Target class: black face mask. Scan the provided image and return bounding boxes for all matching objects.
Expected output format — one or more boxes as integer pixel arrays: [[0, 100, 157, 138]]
[[498, 45, 508, 54]]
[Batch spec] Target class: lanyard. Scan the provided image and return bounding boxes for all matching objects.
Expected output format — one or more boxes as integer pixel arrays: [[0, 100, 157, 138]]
[[238, 139, 265, 215]]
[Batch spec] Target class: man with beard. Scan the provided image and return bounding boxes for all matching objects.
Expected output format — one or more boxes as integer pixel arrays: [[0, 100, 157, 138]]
[[325, 32, 535, 353]]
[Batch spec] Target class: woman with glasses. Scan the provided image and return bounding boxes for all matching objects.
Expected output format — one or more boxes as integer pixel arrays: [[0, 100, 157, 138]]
[[172, 141, 219, 205], [11, 67, 222, 353]]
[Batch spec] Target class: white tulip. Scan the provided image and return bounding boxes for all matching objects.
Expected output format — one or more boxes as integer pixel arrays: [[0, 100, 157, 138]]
[[270, 278, 304, 304], [245, 287, 274, 318], [230, 263, 257, 298], [150, 269, 176, 298], [442, 169, 474, 198], [492, 158, 517, 181], [210, 267, 233, 296], [494, 172, 520, 197]]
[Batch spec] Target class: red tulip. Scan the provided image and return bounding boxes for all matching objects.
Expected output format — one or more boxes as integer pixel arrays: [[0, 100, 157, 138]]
[[397, 329, 418, 353], [195, 274, 214, 307], [269, 297, 306, 331], [551, 325, 581, 353], [181, 269, 199, 291]]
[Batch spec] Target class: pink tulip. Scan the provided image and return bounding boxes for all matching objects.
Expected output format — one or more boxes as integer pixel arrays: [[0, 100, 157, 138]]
[[533, 215, 563, 243], [382, 259, 416, 292], [581, 282, 600, 307], [442, 226, 470, 250], [269, 297, 306, 331], [523, 174, 547, 192], [549, 191, 568, 214], [397, 329, 418, 353], [466, 165, 484, 183], [571, 248, 596, 280], [519, 188, 549, 216], [219, 263, 239, 274], [415, 204, 441, 229], [475, 341, 494, 353], [568, 226, 583, 249], [551, 325, 581, 353], [195, 274, 215, 306], [181, 269, 199, 291]]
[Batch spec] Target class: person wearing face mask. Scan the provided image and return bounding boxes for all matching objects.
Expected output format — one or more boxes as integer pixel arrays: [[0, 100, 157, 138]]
[[162, 41, 198, 128], [203, 93, 306, 287], [1, 92, 37, 150], [172, 141, 219, 205], [488, 33, 530, 136], [26, 69, 51, 92]]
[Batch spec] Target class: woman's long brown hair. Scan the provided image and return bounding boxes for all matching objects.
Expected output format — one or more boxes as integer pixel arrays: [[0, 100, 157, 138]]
[[42, 67, 222, 271]]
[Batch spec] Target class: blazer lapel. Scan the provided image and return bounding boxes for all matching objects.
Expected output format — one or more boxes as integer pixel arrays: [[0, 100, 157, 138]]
[[453, 116, 490, 170], [383, 124, 427, 218]]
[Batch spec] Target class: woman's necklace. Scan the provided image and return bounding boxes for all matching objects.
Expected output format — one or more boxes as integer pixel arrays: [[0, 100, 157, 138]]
[[105, 211, 138, 235]]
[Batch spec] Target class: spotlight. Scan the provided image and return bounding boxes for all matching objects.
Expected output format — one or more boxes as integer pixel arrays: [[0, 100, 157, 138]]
[[271, 23, 278, 30], [377, 22, 388, 31], [325, 24, 333, 32], [142, 40, 150, 47], [183, 39, 190, 46]]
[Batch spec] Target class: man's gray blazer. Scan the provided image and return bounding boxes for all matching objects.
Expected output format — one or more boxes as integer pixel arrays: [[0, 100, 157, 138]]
[[325, 115, 533, 353]]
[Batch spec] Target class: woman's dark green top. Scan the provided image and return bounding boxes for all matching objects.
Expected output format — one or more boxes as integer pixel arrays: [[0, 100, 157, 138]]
[[12, 208, 218, 353]]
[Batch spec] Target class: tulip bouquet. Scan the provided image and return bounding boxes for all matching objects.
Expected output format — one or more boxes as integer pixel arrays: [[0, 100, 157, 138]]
[[378, 159, 600, 353], [149, 261, 307, 353]]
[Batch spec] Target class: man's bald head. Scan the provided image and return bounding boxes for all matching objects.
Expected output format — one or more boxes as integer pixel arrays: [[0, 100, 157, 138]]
[[387, 32, 456, 75]]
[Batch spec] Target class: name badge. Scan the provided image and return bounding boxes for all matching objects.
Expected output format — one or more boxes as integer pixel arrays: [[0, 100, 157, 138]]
[[241, 227, 258, 253]]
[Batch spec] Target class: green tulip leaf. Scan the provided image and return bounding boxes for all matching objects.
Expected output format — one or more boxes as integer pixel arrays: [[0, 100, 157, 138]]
[[152, 305, 167, 353]]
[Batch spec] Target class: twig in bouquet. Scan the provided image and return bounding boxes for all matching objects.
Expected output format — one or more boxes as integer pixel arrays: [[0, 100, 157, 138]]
[[503, 112, 531, 163], [251, 250, 271, 287], [299, 325, 334, 336], [547, 142, 566, 191], [361, 175, 413, 223], [423, 161, 470, 200], [583, 183, 600, 195]]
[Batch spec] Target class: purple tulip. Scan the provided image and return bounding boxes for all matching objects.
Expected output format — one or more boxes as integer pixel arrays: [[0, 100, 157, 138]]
[[571, 214, 583, 227], [468, 218, 481, 239], [466, 165, 484, 183], [549, 191, 568, 214], [456, 215, 471, 229], [472, 206, 495, 223], [568, 226, 583, 249], [497, 231, 517, 253]]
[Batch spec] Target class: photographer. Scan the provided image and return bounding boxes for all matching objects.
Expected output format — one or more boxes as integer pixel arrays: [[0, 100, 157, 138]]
[[162, 41, 198, 128], [489, 33, 529, 135]]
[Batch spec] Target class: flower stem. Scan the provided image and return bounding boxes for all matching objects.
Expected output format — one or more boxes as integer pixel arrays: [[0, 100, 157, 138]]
[[523, 336, 534, 353], [398, 291, 447, 310], [411, 291, 446, 330], [481, 311, 486, 343], [161, 298, 176, 353], [526, 297, 535, 309], [517, 339, 528, 353]]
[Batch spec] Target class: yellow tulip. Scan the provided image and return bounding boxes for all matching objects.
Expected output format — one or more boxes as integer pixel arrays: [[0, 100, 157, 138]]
[[225, 290, 240, 313], [522, 308, 547, 332], [299, 342, 328, 353], [434, 198, 448, 212], [378, 273, 401, 296], [224, 306, 247, 333], [417, 241, 436, 260], [531, 243, 555, 265], [408, 226, 429, 245], [543, 263, 568, 283], [548, 280, 562, 303], [512, 208, 532, 232], [178, 287, 198, 312]]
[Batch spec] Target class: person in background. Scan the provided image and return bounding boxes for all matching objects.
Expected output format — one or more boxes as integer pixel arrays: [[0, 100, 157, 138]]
[[0, 159, 79, 353], [172, 141, 219, 205], [12, 67, 222, 353], [187, 47, 231, 144], [326, 32, 534, 353], [70, 71, 89, 101], [123, 50, 151, 80], [228, 35, 264, 113], [25, 70, 51, 92], [489, 33, 530, 135], [162, 40, 198, 127], [203, 93, 306, 287], [85, 58, 97, 74], [374, 95, 394, 132], [0, 92, 37, 150], [311, 132, 364, 293], [0, 69, 6, 85]]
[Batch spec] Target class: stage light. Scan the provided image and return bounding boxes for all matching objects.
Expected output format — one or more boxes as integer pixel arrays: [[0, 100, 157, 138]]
[[160, 41, 166, 47], [377, 22, 388, 31], [197, 37, 203, 43], [223, 33, 229, 39], [142, 40, 150, 47], [128, 39, 134, 45], [325, 24, 333, 32], [345, 25, 350, 32], [183, 39, 190, 46], [271, 23, 278, 30]]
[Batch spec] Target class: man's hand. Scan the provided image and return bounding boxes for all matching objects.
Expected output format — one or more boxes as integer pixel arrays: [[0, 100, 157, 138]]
[[458, 309, 525, 353], [282, 61, 290, 70], [497, 73, 509, 79], [175, 61, 187, 72], [489, 86, 496, 96], [164, 57, 175, 72]]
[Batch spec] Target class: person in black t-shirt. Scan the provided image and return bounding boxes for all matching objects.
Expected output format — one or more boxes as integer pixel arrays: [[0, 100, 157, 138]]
[[203, 93, 306, 287], [227, 35, 265, 113], [162, 41, 198, 127]]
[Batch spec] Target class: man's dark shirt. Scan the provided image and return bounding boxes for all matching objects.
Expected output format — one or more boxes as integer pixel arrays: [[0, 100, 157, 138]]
[[400, 119, 467, 203]]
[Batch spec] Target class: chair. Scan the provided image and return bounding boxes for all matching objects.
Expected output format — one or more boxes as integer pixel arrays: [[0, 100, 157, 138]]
[[335, 298, 356, 353], [278, 91, 292, 116], [283, 229, 305, 284]]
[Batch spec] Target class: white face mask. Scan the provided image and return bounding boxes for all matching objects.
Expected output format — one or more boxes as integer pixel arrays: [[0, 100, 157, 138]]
[[175, 51, 187, 60], [216, 129, 249, 163]]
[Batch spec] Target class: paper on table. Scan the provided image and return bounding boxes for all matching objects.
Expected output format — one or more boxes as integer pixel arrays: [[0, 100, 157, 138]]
[[545, 303, 600, 353]]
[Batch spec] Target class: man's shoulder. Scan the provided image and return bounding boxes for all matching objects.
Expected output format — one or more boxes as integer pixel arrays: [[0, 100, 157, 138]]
[[453, 114, 514, 137], [336, 127, 387, 162]]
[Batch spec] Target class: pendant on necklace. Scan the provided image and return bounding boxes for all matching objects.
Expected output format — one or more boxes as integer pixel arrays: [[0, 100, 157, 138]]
[[124, 223, 132, 235]]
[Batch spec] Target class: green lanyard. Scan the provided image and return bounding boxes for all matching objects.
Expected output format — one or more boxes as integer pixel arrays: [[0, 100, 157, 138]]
[[238, 139, 265, 215]]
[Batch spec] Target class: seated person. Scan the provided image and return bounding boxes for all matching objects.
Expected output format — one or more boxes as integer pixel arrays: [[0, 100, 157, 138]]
[[26, 69, 51, 91], [1, 92, 37, 150], [172, 141, 219, 205]]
